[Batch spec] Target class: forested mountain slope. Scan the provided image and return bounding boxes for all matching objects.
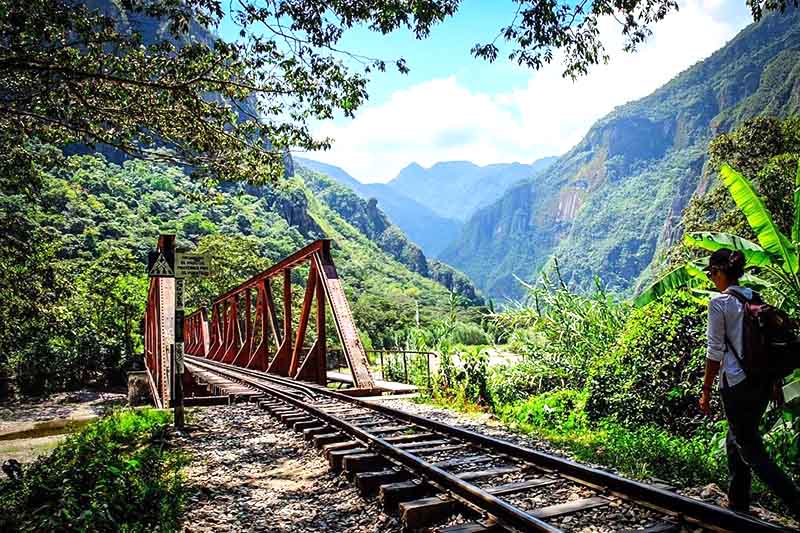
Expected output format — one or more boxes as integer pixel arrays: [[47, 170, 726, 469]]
[[442, 7, 800, 300], [31, 155, 478, 340], [295, 158, 462, 256], [388, 158, 557, 222]]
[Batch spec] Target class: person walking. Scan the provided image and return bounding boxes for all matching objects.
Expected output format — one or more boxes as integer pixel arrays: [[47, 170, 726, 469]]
[[698, 249, 800, 518]]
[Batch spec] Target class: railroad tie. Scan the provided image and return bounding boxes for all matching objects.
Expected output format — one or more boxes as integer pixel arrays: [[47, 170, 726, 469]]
[[456, 465, 520, 482], [327, 447, 369, 471], [400, 495, 460, 530], [404, 443, 468, 455], [292, 420, 322, 431], [355, 469, 411, 498], [381, 432, 437, 444], [432, 455, 495, 470], [529, 496, 610, 519], [281, 414, 312, 425], [399, 475, 579, 530], [341, 453, 392, 478], [313, 432, 346, 449], [380, 480, 435, 513], [322, 440, 361, 456], [394, 439, 451, 450], [303, 426, 331, 441]]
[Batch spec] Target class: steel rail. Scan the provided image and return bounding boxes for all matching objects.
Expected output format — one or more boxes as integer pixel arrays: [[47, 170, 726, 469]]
[[187, 356, 788, 533], [185, 356, 320, 401]]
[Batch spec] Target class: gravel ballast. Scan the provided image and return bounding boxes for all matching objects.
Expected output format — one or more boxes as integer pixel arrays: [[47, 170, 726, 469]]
[[177, 404, 401, 533]]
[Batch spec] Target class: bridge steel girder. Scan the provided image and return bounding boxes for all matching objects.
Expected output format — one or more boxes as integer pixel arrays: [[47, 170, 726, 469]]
[[181, 239, 376, 391], [143, 235, 176, 409]]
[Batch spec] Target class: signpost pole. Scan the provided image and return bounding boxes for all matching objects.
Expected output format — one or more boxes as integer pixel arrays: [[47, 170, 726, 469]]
[[174, 273, 185, 430], [149, 239, 211, 430]]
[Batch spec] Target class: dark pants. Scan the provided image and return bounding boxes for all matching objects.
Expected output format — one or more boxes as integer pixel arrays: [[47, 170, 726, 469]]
[[721, 376, 800, 514]]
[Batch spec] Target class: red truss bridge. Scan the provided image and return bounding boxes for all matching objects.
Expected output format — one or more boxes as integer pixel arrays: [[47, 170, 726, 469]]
[[144, 236, 391, 409]]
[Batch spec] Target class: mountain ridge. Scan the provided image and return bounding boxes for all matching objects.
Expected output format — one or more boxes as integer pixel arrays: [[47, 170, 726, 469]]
[[294, 157, 462, 256], [441, 7, 800, 301], [387, 157, 558, 222]]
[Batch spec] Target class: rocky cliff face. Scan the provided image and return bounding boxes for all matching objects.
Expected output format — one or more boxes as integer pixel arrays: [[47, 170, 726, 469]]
[[442, 8, 800, 300]]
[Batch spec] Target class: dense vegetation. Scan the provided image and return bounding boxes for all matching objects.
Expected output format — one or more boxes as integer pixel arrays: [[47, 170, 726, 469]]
[[0, 153, 481, 393], [0, 409, 186, 532], [442, 7, 800, 301]]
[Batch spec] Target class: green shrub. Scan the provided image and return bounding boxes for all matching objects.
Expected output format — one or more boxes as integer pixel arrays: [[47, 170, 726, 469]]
[[457, 347, 489, 405], [497, 393, 726, 487], [449, 321, 490, 346], [498, 389, 589, 432], [584, 290, 707, 434], [585, 421, 727, 485], [0, 409, 187, 532], [492, 265, 629, 390], [487, 362, 570, 406]]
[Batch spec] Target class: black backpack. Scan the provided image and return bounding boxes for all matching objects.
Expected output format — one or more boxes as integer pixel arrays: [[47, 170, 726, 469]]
[[724, 289, 800, 380]]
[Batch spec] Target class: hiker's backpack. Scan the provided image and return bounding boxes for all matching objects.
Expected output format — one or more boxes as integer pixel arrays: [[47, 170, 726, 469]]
[[724, 289, 800, 380]]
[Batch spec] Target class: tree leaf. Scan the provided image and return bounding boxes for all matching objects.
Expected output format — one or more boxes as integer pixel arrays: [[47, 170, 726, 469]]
[[783, 378, 800, 407], [720, 164, 798, 274], [684, 231, 773, 267]]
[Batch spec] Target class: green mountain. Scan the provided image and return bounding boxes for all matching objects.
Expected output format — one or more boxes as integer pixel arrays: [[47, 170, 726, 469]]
[[387, 158, 558, 222], [28, 154, 481, 347], [441, 8, 800, 301], [294, 157, 462, 256]]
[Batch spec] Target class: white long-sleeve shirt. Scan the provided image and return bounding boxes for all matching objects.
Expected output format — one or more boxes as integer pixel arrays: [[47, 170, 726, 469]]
[[707, 286, 751, 389]]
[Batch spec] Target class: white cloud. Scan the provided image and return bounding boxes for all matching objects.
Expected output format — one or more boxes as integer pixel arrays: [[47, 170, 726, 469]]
[[308, 0, 751, 183]]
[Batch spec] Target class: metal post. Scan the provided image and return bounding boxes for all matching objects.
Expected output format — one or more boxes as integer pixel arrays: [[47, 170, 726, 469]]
[[174, 263, 185, 430], [403, 352, 408, 384], [171, 345, 184, 428], [426, 352, 431, 391], [380, 350, 384, 380]]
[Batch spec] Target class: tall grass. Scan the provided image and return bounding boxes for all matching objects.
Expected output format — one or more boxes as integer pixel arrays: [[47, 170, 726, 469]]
[[491, 260, 629, 389]]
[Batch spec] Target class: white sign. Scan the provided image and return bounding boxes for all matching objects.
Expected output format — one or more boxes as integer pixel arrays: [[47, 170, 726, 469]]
[[175, 253, 211, 278]]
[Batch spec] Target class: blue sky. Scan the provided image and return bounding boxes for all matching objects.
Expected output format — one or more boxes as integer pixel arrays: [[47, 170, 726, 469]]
[[223, 1, 753, 183]]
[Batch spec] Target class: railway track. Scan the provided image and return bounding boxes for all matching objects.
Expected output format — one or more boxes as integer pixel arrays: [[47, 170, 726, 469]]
[[185, 355, 791, 533]]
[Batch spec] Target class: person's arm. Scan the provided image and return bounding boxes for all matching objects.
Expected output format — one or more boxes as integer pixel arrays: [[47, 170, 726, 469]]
[[700, 298, 725, 415]]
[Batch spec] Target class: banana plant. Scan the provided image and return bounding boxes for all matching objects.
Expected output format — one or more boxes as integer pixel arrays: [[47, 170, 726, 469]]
[[636, 162, 800, 310]]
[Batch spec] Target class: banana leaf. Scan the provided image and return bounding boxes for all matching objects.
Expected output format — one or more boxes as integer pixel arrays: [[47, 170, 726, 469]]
[[720, 164, 798, 274], [793, 161, 800, 244], [634, 265, 707, 308], [784, 379, 800, 408], [684, 232, 774, 267]]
